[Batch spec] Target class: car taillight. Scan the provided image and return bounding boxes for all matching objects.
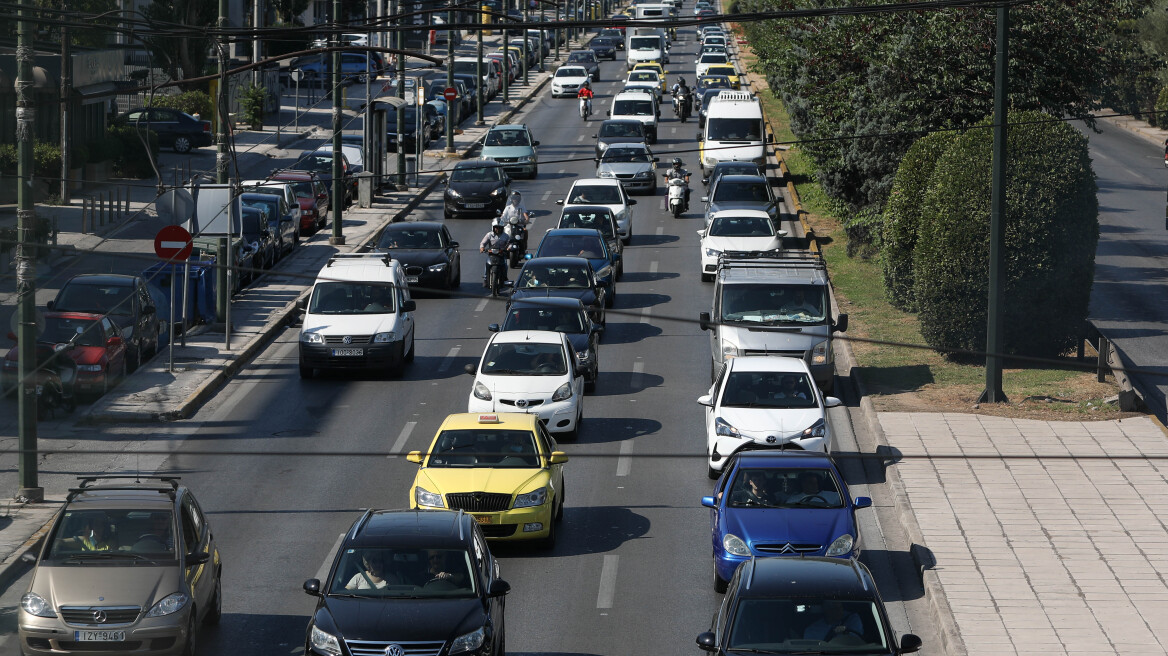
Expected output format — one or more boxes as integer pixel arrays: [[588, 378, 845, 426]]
[[202, 122, 211, 133]]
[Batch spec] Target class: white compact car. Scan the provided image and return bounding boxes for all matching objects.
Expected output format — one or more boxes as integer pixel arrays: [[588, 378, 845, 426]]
[[552, 65, 592, 97], [698, 210, 784, 281], [557, 178, 638, 244], [699, 356, 842, 479], [466, 330, 585, 439]]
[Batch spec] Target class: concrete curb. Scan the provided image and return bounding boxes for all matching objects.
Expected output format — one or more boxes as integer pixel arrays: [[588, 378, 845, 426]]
[[1096, 109, 1168, 149], [0, 507, 58, 594]]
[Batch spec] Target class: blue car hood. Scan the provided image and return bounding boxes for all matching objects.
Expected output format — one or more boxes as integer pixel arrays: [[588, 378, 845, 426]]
[[724, 507, 854, 551], [481, 146, 534, 159]]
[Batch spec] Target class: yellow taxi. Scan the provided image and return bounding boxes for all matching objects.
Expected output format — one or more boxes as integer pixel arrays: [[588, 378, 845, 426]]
[[407, 413, 568, 546], [632, 62, 668, 92], [704, 65, 742, 89]]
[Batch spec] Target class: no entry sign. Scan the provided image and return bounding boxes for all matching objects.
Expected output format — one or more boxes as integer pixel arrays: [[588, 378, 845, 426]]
[[155, 224, 193, 261]]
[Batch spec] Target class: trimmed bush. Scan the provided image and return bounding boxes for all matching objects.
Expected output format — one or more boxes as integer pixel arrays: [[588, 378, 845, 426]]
[[913, 110, 1098, 359], [150, 91, 214, 120], [880, 130, 958, 311], [239, 85, 267, 127], [0, 143, 62, 180], [1155, 86, 1168, 129]]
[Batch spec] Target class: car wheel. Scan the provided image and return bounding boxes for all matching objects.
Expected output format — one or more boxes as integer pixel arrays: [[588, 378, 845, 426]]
[[182, 611, 197, 656], [556, 482, 565, 521], [405, 336, 415, 363], [174, 136, 192, 154], [701, 273, 714, 282], [299, 363, 315, 379], [128, 345, 141, 373], [605, 289, 615, 308], [204, 574, 222, 625], [538, 513, 557, 550], [713, 561, 729, 593], [444, 210, 454, 221], [530, 166, 538, 179], [707, 464, 720, 480]]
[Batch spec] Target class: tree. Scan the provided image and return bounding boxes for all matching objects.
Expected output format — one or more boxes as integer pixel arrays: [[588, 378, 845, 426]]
[[912, 110, 1098, 359], [140, 0, 218, 87]]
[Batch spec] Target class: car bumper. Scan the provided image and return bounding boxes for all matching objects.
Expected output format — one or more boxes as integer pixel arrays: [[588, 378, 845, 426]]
[[701, 251, 719, 274], [466, 502, 555, 540], [611, 175, 655, 192], [444, 196, 507, 217], [708, 431, 829, 472], [20, 608, 193, 656], [406, 267, 452, 289], [467, 396, 580, 434], [492, 160, 537, 176], [299, 342, 405, 371]]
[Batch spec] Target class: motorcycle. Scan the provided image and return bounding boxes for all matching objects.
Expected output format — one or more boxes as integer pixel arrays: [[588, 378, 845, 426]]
[[505, 222, 529, 268], [674, 89, 691, 122], [485, 247, 508, 297], [666, 175, 688, 218], [579, 96, 592, 121]]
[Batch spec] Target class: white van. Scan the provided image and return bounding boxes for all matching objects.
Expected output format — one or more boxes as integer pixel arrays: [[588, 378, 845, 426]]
[[608, 90, 660, 143], [698, 90, 769, 176], [635, 3, 670, 19], [298, 253, 416, 378], [626, 33, 668, 69]]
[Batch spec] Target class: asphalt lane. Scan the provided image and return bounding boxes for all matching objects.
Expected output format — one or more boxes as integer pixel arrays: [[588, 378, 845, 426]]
[[0, 19, 936, 656]]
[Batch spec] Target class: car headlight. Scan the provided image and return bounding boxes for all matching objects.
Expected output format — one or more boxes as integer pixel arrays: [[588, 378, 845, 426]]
[[704, 247, 720, 257], [4, 359, 19, 369], [721, 344, 739, 360], [301, 332, 325, 344], [20, 592, 55, 618], [310, 625, 342, 656], [446, 187, 463, 198], [635, 170, 653, 178], [373, 332, 396, 343], [801, 418, 827, 439], [428, 262, 448, 272], [450, 626, 485, 655], [714, 417, 740, 438], [415, 486, 445, 508], [491, 187, 507, 197], [826, 534, 855, 557], [473, 380, 492, 400], [76, 364, 103, 372], [145, 592, 189, 617], [598, 141, 610, 151], [517, 156, 533, 163], [575, 349, 591, 362], [812, 339, 829, 364], [514, 486, 547, 508], [597, 170, 615, 178], [551, 382, 573, 402], [723, 533, 750, 556]]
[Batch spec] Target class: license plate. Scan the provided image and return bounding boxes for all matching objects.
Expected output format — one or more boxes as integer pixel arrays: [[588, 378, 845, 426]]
[[75, 630, 125, 642], [465, 202, 487, 209], [405, 276, 419, 283], [331, 348, 363, 356], [473, 515, 492, 524]]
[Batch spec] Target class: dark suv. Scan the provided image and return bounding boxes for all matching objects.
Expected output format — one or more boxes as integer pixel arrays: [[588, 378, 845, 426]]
[[304, 510, 510, 656], [697, 557, 922, 656]]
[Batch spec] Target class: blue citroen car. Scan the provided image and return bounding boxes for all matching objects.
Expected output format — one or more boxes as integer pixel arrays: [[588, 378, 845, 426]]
[[701, 452, 872, 593], [533, 229, 617, 308]]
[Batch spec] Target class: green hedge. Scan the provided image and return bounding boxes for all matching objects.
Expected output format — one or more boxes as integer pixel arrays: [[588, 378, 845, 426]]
[[150, 91, 213, 120], [880, 130, 958, 311], [913, 110, 1098, 359], [0, 142, 63, 179], [1155, 86, 1168, 129]]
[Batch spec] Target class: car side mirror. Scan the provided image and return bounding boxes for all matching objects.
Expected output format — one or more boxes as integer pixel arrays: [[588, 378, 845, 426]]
[[594, 158, 600, 163], [532, 140, 540, 146], [591, 134, 598, 138], [700, 495, 716, 508], [900, 634, 923, 654], [701, 177, 709, 185], [401, 300, 417, 312], [606, 110, 611, 116], [303, 578, 322, 596], [853, 496, 872, 510], [20, 550, 37, 564], [767, 133, 774, 143], [824, 396, 843, 408], [592, 324, 604, 334], [296, 297, 308, 311], [549, 451, 569, 464], [46, 300, 55, 310], [698, 311, 711, 331], [185, 551, 210, 566], [627, 199, 637, 206], [701, 196, 709, 203], [463, 363, 477, 375], [488, 323, 500, 332], [406, 451, 423, 463], [697, 632, 717, 652], [555, 199, 564, 205], [107, 336, 123, 347], [697, 133, 703, 141], [450, 241, 459, 248], [835, 313, 848, 333], [697, 394, 713, 407]]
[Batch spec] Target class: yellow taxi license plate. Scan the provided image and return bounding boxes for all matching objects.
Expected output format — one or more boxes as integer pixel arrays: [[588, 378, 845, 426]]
[[473, 515, 492, 524]]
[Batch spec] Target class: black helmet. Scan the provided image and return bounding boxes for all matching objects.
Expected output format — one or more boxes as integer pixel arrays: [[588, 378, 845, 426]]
[[677, 77, 686, 86], [672, 158, 683, 167]]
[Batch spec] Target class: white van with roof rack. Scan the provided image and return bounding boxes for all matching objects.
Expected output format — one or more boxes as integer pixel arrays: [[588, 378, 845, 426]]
[[298, 253, 416, 379], [698, 90, 771, 176], [608, 89, 660, 143]]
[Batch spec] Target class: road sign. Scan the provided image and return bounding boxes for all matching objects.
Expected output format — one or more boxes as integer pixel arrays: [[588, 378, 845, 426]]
[[154, 224, 193, 261], [444, 87, 458, 101], [155, 188, 195, 225]]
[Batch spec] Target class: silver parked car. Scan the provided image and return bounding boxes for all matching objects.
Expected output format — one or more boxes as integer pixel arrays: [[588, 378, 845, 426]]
[[595, 143, 659, 195]]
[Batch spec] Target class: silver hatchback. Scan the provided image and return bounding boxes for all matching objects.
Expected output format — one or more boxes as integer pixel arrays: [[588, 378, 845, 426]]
[[595, 143, 658, 194]]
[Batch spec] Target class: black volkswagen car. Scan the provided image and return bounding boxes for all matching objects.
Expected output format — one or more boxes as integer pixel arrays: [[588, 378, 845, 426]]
[[115, 107, 212, 153], [47, 274, 159, 372], [375, 221, 462, 291], [444, 159, 511, 220], [304, 510, 510, 656], [697, 557, 922, 656], [509, 257, 607, 325], [490, 296, 603, 391]]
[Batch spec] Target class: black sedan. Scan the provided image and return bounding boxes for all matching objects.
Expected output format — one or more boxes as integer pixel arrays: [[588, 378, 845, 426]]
[[114, 107, 212, 154], [375, 221, 462, 291], [444, 159, 511, 220], [491, 297, 602, 391], [387, 104, 441, 153], [509, 256, 607, 325], [47, 274, 160, 372], [588, 36, 619, 60]]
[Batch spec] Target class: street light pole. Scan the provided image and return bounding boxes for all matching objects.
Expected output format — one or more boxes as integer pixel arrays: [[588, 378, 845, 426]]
[[216, 0, 229, 184], [330, 0, 346, 245], [521, 0, 529, 86], [476, 3, 485, 125], [980, 5, 1009, 404], [394, 0, 406, 188], [446, 0, 456, 154]]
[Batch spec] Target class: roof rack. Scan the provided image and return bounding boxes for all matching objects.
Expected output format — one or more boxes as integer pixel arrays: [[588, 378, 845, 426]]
[[327, 253, 393, 267], [717, 250, 825, 269], [712, 90, 754, 103], [67, 475, 181, 501]]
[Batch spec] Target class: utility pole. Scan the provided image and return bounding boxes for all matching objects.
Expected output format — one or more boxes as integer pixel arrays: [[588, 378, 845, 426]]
[[476, 2, 484, 125], [331, 0, 346, 244], [216, 0, 230, 183], [538, 1, 545, 72], [980, 5, 1008, 404], [15, 0, 43, 503], [364, 0, 372, 180], [59, 0, 71, 205], [445, 0, 456, 154], [253, 0, 262, 86], [395, 0, 406, 188]]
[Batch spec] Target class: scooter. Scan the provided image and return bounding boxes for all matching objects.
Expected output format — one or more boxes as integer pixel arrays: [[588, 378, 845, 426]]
[[666, 176, 688, 218], [485, 247, 508, 297], [579, 96, 592, 121]]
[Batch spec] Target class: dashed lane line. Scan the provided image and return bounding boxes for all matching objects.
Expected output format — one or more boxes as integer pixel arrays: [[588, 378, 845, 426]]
[[437, 346, 461, 372], [597, 555, 620, 608], [388, 421, 418, 459]]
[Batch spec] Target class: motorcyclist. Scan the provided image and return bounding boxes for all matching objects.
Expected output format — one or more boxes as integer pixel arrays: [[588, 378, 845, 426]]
[[496, 191, 532, 230], [664, 157, 692, 210], [577, 79, 594, 116], [479, 223, 511, 286], [670, 77, 691, 114]]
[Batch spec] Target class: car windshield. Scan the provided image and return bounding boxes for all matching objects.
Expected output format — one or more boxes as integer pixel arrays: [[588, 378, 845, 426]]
[[485, 129, 531, 147], [297, 155, 333, 172], [503, 306, 586, 334], [450, 164, 504, 182], [328, 547, 477, 598], [569, 185, 622, 204], [427, 428, 541, 468], [559, 210, 616, 238], [480, 342, 568, 375], [556, 67, 588, 78], [613, 99, 654, 116], [728, 598, 889, 652], [308, 282, 396, 314], [46, 509, 177, 560], [714, 181, 771, 204], [728, 468, 843, 508], [243, 198, 278, 222], [539, 235, 606, 259], [719, 284, 827, 324], [631, 37, 659, 50], [283, 181, 317, 198], [707, 118, 764, 141], [518, 264, 592, 289], [379, 228, 441, 249], [54, 282, 133, 318], [601, 123, 642, 137], [39, 317, 104, 347], [241, 209, 266, 235], [602, 147, 651, 163], [707, 66, 736, 76], [708, 215, 775, 237], [722, 371, 818, 410]]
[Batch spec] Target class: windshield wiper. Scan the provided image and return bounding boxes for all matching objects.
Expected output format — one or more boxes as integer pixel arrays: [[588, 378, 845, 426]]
[[66, 552, 149, 561], [326, 593, 372, 599], [726, 648, 787, 655], [484, 368, 524, 375]]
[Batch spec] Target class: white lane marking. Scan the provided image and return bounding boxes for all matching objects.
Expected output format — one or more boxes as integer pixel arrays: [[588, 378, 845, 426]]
[[558, 169, 566, 174], [616, 439, 634, 476], [659, 199, 665, 211], [639, 306, 651, 324], [597, 555, 620, 608], [649, 261, 659, 274], [670, 127, 677, 134], [474, 298, 489, 313], [541, 190, 552, 201], [577, 134, 586, 142], [437, 346, 461, 372], [656, 226, 664, 236], [315, 532, 347, 583], [388, 421, 418, 459], [567, 151, 577, 160]]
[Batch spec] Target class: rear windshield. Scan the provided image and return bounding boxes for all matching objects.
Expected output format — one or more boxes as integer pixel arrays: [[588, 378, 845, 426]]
[[630, 37, 660, 50], [613, 99, 654, 116], [706, 117, 764, 142]]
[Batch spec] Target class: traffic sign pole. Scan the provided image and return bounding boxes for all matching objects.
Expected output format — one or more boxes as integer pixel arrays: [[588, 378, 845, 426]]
[[155, 225, 193, 373]]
